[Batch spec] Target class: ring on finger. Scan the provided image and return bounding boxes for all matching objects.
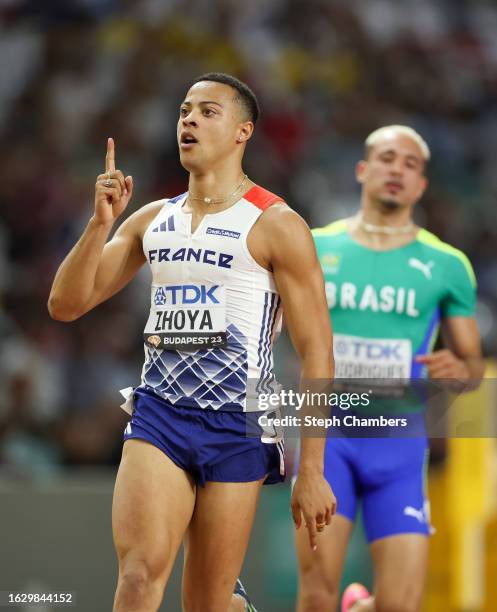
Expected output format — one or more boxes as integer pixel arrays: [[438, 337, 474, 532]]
[[104, 173, 113, 188]]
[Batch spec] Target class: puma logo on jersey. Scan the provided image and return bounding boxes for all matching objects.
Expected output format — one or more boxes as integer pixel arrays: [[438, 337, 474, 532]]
[[403, 502, 431, 525], [408, 258, 434, 279], [403, 505, 425, 523], [403, 503, 435, 534]]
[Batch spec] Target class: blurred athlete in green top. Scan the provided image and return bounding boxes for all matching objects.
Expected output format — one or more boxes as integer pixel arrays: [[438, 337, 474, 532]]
[[295, 126, 485, 612]]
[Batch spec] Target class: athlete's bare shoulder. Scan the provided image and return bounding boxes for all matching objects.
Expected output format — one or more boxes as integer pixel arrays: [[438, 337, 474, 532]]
[[259, 201, 306, 227], [257, 201, 312, 246]]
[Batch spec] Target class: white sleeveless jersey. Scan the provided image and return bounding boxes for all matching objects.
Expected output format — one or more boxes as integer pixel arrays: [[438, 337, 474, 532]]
[[140, 185, 284, 411]]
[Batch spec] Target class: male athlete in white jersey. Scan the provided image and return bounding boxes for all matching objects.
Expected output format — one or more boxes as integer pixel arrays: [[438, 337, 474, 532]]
[[48, 73, 336, 612], [295, 126, 485, 612]]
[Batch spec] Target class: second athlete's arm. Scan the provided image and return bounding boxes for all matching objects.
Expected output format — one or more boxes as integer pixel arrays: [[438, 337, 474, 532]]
[[416, 316, 485, 391]]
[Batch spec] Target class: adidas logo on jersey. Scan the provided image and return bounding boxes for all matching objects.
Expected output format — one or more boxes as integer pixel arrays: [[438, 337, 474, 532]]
[[152, 215, 175, 233]]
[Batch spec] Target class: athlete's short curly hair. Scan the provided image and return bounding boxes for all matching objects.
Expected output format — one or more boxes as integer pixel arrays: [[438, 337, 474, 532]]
[[190, 72, 260, 124]]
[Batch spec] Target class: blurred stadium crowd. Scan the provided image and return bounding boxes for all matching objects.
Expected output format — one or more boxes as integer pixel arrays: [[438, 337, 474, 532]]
[[0, 0, 496, 476]]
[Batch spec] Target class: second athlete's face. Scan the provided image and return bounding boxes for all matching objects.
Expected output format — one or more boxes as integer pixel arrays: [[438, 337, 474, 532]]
[[357, 132, 428, 210], [177, 81, 251, 172]]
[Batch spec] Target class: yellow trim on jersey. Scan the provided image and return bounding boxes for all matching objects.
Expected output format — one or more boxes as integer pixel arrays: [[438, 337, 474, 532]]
[[416, 228, 476, 288], [311, 219, 348, 237]]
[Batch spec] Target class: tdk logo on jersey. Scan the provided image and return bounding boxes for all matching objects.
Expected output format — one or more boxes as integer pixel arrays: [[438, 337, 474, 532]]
[[154, 285, 220, 306], [206, 227, 241, 239], [148, 247, 233, 269], [335, 339, 404, 360]]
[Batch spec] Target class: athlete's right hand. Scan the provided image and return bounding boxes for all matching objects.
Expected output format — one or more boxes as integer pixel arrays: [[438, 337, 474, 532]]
[[94, 138, 133, 225], [291, 470, 336, 551]]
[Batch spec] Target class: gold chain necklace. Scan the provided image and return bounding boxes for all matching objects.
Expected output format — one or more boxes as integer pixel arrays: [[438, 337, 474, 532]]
[[189, 174, 248, 205], [359, 218, 415, 235]]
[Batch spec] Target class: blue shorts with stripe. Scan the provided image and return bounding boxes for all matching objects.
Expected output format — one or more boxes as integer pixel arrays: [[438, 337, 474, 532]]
[[123, 386, 285, 487], [323, 436, 431, 542]]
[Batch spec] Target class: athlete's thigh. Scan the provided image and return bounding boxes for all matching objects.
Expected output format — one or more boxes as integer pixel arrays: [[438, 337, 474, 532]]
[[370, 533, 428, 610], [182, 479, 264, 611], [361, 439, 430, 610], [113, 439, 196, 580], [361, 438, 430, 543]]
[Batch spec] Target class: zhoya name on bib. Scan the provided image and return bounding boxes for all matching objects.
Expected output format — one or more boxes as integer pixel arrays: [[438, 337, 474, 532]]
[[144, 283, 227, 351]]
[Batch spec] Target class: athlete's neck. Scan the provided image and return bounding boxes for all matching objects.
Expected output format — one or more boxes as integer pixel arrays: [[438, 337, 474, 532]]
[[184, 167, 252, 214], [360, 197, 414, 228], [348, 203, 418, 251]]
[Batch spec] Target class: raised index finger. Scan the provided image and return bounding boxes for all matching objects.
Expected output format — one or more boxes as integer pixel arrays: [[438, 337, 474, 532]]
[[105, 137, 116, 172]]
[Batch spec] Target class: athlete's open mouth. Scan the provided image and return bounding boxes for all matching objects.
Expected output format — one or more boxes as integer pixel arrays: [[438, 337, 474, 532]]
[[385, 181, 403, 190], [181, 132, 198, 145]]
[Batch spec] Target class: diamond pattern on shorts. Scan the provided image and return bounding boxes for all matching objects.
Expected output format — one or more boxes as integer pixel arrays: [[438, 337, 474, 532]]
[[141, 324, 248, 409]]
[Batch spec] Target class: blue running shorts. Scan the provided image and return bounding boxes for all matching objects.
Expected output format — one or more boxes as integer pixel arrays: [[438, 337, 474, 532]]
[[323, 436, 431, 542], [123, 386, 285, 487]]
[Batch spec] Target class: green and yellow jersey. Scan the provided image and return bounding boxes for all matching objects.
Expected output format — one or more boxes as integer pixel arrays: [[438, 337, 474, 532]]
[[313, 220, 476, 383]]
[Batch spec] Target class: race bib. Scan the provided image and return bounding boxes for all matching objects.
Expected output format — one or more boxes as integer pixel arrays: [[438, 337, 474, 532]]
[[333, 333, 412, 381], [143, 283, 227, 351]]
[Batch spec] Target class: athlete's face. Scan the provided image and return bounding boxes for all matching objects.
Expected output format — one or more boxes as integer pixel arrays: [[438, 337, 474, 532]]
[[177, 81, 253, 173], [356, 131, 428, 211]]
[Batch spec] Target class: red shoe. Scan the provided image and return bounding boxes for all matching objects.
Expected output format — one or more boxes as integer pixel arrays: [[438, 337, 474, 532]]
[[341, 582, 371, 612]]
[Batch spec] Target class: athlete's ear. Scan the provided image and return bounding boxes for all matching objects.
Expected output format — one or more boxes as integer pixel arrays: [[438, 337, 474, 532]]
[[416, 176, 428, 200], [356, 160, 367, 184], [236, 121, 254, 144]]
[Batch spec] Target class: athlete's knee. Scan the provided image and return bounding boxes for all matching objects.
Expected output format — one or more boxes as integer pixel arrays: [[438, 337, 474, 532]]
[[118, 568, 150, 599], [374, 594, 422, 612], [299, 588, 338, 612], [183, 593, 234, 612], [298, 569, 339, 611], [115, 558, 167, 609]]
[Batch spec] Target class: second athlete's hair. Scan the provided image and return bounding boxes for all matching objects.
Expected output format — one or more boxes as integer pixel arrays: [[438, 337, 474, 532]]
[[365, 125, 431, 161]]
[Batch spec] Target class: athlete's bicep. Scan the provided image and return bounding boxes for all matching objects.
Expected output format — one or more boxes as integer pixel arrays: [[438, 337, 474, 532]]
[[441, 316, 482, 359], [92, 232, 145, 306], [269, 210, 333, 372], [86, 200, 168, 312]]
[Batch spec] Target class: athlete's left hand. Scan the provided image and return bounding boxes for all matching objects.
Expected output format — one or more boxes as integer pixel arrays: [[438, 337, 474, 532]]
[[291, 471, 336, 551], [416, 349, 469, 383]]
